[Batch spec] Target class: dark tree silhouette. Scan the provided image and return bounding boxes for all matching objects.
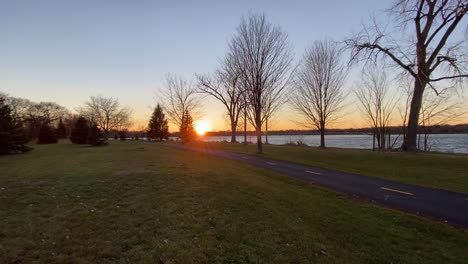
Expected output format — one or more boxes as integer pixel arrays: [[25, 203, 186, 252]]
[[119, 131, 126, 141], [346, 0, 468, 151], [180, 110, 196, 143], [26, 102, 69, 139], [80, 96, 131, 139], [70, 117, 89, 144], [158, 74, 203, 129], [147, 104, 169, 141], [56, 118, 67, 139], [197, 54, 244, 143], [37, 124, 58, 144], [0, 97, 31, 154], [229, 13, 293, 153], [292, 40, 347, 148], [87, 123, 105, 146]]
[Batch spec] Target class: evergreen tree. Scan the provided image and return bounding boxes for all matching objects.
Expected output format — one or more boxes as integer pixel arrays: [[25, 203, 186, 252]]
[[0, 97, 31, 154], [180, 110, 196, 143], [147, 104, 169, 141], [56, 118, 67, 139], [70, 117, 89, 144], [87, 123, 105, 146], [37, 124, 58, 144]]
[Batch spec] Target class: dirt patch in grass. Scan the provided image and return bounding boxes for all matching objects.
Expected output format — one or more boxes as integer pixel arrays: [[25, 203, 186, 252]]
[[114, 168, 147, 176]]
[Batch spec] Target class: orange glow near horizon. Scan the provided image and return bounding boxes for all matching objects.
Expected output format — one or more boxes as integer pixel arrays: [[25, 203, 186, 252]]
[[194, 120, 211, 135]]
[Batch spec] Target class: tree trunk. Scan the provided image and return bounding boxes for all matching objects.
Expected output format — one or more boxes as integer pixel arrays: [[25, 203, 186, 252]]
[[231, 125, 236, 143], [372, 130, 376, 152], [319, 128, 325, 148], [265, 118, 269, 145], [376, 132, 381, 151], [402, 78, 427, 151], [387, 132, 390, 151], [230, 120, 237, 143], [256, 125, 262, 153], [243, 106, 247, 145]]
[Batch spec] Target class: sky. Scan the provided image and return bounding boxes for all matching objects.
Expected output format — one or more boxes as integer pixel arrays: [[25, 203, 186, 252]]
[[1, 0, 466, 131]]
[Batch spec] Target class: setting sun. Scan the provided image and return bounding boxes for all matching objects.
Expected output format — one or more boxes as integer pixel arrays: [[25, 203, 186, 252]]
[[194, 120, 211, 135]]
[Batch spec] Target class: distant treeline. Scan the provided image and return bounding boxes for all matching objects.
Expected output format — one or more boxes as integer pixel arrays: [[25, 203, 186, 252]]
[[198, 124, 468, 137]]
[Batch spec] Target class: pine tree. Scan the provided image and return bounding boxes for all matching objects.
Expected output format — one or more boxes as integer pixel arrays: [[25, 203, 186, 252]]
[[180, 110, 196, 143], [147, 104, 169, 141], [0, 97, 31, 154], [87, 123, 105, 146], [56, 118, 67, 139], [70, 117, 89, 144], [37, 124, 58, 144]]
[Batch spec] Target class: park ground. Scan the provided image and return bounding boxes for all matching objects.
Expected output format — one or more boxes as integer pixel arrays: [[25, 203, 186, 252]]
[[1, 141, 468, 263], [195, 141, 468, 194]]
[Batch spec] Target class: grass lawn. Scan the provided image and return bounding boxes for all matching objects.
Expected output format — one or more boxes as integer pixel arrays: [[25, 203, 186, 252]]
[[196, 142, 468, 194], [1, 141, 467, 263]]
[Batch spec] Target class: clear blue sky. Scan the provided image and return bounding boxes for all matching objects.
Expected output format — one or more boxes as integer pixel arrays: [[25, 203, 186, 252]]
[[2, 0, 394, 130]]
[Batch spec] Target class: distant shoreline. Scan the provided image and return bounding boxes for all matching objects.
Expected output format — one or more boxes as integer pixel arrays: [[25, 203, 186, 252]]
[[192, 124, 468, 137]]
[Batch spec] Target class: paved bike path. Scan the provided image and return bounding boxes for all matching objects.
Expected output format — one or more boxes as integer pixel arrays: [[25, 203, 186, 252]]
[[173, 144, 468, 228]]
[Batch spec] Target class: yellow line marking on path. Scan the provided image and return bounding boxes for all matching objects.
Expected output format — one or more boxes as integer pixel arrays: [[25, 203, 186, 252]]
[[306, 170, 321, 175], [266, 162, 276, 165], [380, 187, 414, 196]]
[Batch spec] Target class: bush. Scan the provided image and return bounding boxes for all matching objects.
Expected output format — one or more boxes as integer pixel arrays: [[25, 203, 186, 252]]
[[37, 124, 58, 144], [70, 117, 89, 144]]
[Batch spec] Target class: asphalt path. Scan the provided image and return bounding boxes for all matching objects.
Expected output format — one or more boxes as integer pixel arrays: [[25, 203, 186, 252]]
[[172, 144, 468, 228]]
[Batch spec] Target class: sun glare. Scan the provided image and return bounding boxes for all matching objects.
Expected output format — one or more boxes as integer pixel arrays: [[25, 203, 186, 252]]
[[194, 120, 211, 135]]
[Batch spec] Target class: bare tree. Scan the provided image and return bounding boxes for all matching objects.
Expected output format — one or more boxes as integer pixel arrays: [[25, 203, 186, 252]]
[[158, 74, 203, 130], [27, 102, 69, 125], [355, 67, 398, 151], [80, 95, 131, 139], [197, 54, 244, 143], [291, 40, 347, 148], [1, 94, 33, 123], [346, 0, 468, 151], [262, 86, 289, 145], [229, 13, 293, 153]]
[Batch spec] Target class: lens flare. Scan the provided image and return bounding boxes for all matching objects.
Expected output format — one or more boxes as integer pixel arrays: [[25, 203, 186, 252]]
[[194, 120, 211, 135]]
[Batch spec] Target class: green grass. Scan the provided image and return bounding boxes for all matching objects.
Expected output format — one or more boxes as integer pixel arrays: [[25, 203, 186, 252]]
[[196, 142, 468, 194], [0, 141, 467, 263]]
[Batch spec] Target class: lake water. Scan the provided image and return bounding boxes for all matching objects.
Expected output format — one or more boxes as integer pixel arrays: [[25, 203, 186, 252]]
[[200, 134, 468, 154]]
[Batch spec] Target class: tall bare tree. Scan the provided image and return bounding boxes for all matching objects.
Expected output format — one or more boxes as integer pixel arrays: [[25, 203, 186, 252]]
[[81, 95, 131, 139], [399, 77, 466, 151], [229, 13, 293, 153], [0, 93, 33, 123], [346, 0, 468, 151], [158, 74, 203, 130], [292, 40, 347, 148], [197, 54, 244, 143], [355, 67, 398, 151]]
